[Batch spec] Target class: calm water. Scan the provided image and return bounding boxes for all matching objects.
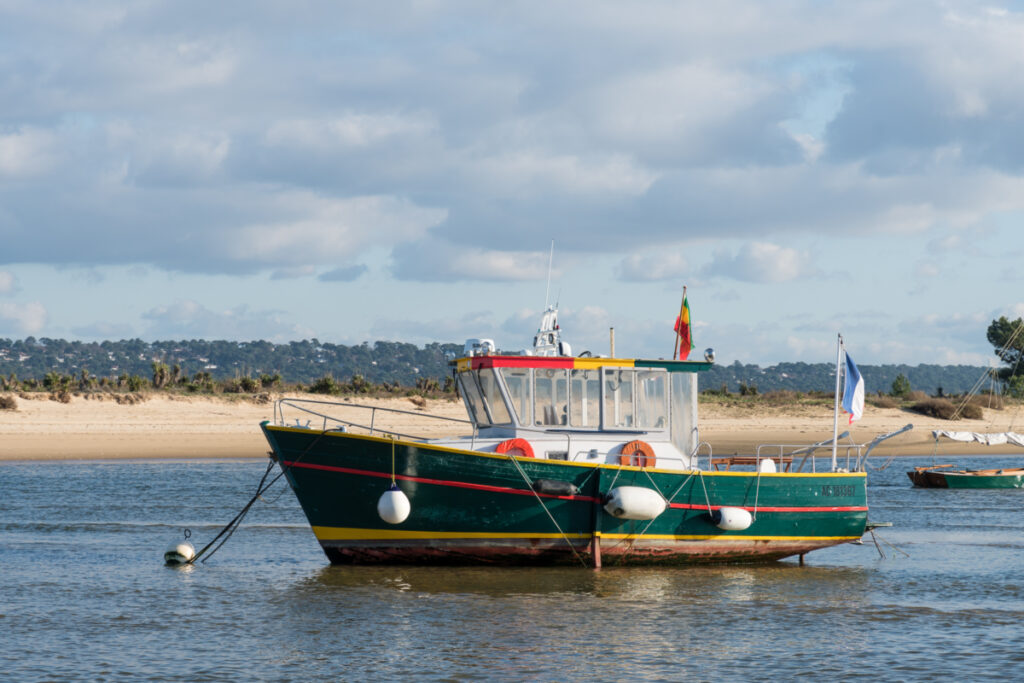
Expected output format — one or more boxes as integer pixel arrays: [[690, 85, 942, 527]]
[[3, 455, 1024, 682]]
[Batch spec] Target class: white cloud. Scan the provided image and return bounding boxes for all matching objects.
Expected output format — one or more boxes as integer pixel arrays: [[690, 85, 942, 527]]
[[225, 192, 447, 266], [0, 271, 16, 295], [617, 252, 689, 282], [703, 242, 819, 283], [391, 243, 558, 282], [586, 63, 774, 148], [0, 128, 58, 177], [265, 113, 436, 149], [0, 302, 47, 335], [473, 150, 656, 197]]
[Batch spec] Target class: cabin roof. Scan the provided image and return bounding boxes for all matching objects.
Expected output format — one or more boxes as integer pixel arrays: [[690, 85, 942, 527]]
[[452, 355, 711, 373]]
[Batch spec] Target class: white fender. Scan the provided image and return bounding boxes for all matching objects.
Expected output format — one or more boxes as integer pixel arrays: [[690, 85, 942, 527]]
[[377, 485, 411, 524], [758, 458, 777, 473], [604, 486, 667, 520], [713, 506, 753, 531]]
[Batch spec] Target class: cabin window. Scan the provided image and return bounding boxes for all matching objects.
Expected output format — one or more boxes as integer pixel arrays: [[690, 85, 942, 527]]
[[534, 368, 568, 426], [457, 370, 490, 427], [569, 369, 600, 428], [603, 368, 635, 428], [499, 368, 531, 425], [636, 370, 668, 430], [476, 368, 512, 426]]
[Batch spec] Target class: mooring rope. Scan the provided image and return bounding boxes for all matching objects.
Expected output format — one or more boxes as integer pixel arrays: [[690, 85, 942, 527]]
[[505, 454, 589, 569], [188, 428, 331, 565], [610, 469, 690, 566]]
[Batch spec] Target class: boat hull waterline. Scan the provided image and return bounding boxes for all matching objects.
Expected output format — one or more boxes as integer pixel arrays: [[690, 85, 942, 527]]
[[262, 424, 868, 566]]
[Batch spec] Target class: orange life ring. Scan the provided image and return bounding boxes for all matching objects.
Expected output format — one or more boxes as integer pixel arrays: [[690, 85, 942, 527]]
[[496, 438, 535, 458], [618, 440, 656, 468]]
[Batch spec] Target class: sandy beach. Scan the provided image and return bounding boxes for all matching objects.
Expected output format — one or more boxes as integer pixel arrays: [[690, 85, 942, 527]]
[[1, 392, 1021, 461]]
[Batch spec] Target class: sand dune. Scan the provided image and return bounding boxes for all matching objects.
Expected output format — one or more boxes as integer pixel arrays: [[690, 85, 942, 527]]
[[1, 392, 1021, 461]]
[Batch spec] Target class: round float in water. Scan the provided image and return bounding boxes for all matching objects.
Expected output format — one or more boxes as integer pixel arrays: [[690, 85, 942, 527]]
[[377, 484, 411, 524], [164, 541, 196, 566]]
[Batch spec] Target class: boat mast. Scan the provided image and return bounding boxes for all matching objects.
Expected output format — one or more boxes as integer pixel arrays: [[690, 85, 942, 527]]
[[832, 333, 843, 471]]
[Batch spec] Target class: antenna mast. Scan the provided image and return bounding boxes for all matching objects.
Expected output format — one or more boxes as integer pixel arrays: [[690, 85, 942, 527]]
[[544, 240, 554, 310]]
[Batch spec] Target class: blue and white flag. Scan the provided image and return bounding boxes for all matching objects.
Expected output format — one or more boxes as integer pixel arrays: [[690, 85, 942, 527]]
[[842, 352, 865, 424]]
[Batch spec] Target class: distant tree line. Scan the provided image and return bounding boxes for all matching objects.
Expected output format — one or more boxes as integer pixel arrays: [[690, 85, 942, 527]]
[[0, 336, 1003, 398], [702, 361, 990, 396], [0, 338, 461, 386]]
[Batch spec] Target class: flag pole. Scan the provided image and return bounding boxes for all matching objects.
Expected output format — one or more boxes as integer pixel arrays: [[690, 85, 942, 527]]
[[673, 286, 687, 359], [832, 333, 843, 471]]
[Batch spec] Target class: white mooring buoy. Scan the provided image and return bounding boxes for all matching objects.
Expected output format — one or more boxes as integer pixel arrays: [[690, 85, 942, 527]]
[[377, 484, 411, 524], [164, 529, 197, 565], [164, 541, 196, 565]]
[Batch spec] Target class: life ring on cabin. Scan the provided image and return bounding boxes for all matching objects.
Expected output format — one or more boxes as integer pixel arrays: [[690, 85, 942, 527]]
[[618, 440, 656, 468], [496, 438, 535, 458]]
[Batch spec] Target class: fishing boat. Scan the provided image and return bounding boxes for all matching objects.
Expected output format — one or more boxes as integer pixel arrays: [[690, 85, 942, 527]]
[[261, 310, 886, 566], [908, 431, 1024, 489]]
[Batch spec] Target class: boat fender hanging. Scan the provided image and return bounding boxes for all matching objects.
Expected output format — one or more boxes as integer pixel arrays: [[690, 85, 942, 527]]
[[164, 529, 196, 566], [496, 438, 535, 458], [603, 486, 667, 520], [710, 506, 753, 531], [377, 484, 411, 524], [532, 479, 578, 496], [758, 458, 777, 473], [618, 440, 656, 468]]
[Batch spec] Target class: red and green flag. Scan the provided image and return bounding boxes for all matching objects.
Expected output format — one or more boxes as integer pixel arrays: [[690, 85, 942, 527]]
[[674, 293, 692, 361]]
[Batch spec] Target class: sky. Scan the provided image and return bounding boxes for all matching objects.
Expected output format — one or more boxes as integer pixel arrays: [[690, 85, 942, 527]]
[[1, 1, 1023, 367]]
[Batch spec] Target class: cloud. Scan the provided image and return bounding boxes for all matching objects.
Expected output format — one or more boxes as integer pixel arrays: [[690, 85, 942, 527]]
[[319, 264, 369, 282], [0, 302, 48, 335], [223, 192, 447, 269], [617, 252, 689, 282], [0, 271, 16, 295], [391, 242, 557, 282], [0, 127, 58, 178], [702, 242, 819, 283], [264, 113, 436, 149], [270, 265, 316, 280], [141, 300, 313, 341]]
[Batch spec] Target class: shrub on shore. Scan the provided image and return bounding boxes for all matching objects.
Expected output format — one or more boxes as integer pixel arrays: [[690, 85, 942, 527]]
[[868, 395, 900, 409], [0, 394, 17, 410], [910, 397, 984, 420]]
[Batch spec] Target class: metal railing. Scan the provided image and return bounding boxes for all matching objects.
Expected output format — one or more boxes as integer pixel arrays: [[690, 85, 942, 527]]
[[274, 397, 474, 442]]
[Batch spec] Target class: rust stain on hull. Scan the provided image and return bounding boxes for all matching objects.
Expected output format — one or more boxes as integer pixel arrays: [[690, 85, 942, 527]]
[[321, 538, 849, 566]]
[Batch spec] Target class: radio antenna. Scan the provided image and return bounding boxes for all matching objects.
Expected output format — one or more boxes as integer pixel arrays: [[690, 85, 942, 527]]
[[544, 240, 554, 310]]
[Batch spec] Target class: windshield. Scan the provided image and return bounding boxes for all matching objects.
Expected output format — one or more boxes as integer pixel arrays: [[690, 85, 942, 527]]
[[499, 367, 531, 424], [534, 368, 568, 426], [457, 368, 512, 428]]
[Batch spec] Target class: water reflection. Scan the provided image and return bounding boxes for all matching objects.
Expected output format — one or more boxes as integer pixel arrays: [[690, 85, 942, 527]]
[[291, 562, 874, 604]]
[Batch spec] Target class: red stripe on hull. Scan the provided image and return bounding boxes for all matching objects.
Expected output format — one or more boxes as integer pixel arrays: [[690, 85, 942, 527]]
[[283, 459, 866, 513], [282, 459, 597, 502]]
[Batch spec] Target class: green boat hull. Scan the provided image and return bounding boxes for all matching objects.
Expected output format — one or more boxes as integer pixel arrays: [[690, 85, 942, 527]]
[[262, 424, 869, 566], [942, 472, 1024, 489]]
